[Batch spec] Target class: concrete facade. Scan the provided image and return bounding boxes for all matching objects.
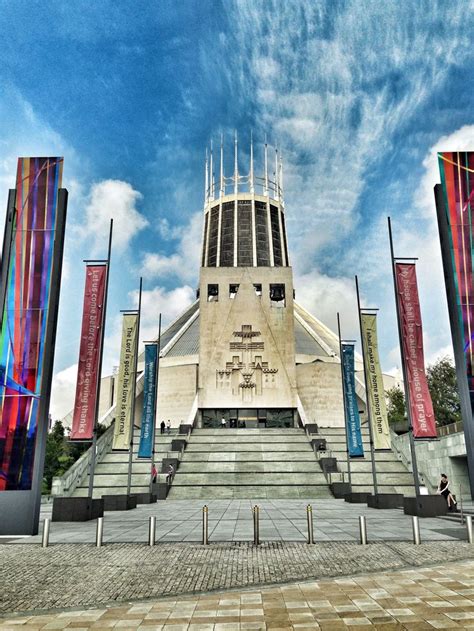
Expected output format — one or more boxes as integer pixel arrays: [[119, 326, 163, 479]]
[[391, 429, 470, 499]]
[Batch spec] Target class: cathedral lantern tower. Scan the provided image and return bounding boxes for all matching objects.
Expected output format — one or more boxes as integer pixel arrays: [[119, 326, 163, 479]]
[[197, 134, 298, 427]]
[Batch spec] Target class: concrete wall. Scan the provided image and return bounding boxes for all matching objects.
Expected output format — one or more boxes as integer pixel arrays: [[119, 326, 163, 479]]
[[391, 430, 470, 499], [156, 362, 198, 426], [296, 362, 345, 427], [198, 266, 297, 410]]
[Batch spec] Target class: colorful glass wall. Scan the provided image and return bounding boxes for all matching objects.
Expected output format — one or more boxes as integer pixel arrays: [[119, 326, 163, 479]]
[[438, 151, 474, 411], [0, 157, 63, 490]]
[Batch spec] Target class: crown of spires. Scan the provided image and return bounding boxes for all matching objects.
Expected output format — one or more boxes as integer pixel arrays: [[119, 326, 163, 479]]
[[204, 132, 283, 205]]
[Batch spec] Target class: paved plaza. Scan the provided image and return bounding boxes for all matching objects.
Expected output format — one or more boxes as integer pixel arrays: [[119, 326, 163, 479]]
[[8, 499, 468, 545], [4, 557, 474, 628]]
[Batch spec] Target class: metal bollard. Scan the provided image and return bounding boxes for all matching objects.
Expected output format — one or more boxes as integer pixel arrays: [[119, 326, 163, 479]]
[[148, 516, 156, 546], [359, 515, 367, 545], [306, 505, 314, 544], [253, 505, 260, 545], [412, 515, 421, 545], [460, 485, 464, 525], [202, 505, 208, 545], [96, 517, 104, 547], [467, 515, 473, 544], [41, 518, 50, 548]]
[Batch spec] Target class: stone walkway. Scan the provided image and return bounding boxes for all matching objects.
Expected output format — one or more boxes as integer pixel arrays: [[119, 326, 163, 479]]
[[10, 499, 466, 544], [2, 541, 474, 616], [4, 557, 474, 628]]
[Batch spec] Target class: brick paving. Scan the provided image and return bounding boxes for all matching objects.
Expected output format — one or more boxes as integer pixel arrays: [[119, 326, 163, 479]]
[[3, 557, 474, 629], [2, 541, 474, 617]]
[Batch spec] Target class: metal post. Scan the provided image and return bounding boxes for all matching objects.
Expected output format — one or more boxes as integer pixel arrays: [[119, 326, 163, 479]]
[[359, 515, 367, 545], [96, 517, 104, 547], [387, 217, 421, 498], [466, 515, 473, 544], [253, 505, 260, 545], [435, 184, 474, 500], [355, 276, 378, 496], [150, 314, 162, 494], [306, 505, 314, 544], [127, 277, 143, 497], [88, 219, 114, 500], [202, 505, 208, 545], [41, 518, 50, 548], [412, 515, 421, 545], [337, 313, 352, 489], [148, 516, 156, 546], [460, 483, 464, 525]]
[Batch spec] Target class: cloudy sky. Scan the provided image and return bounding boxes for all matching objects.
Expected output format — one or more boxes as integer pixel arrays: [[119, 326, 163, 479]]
[[0, 1, 473, 419]]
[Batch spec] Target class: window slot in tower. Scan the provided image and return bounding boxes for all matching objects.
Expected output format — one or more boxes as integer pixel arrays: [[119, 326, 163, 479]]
[[207, 284, 219, 302], [253, 283, 262, 297], [270, 283, 285, 307], [229, 284, 239, 299]]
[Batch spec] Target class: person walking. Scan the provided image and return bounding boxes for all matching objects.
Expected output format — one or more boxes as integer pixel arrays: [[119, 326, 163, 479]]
[[221, 416, 226, 429], [437, 473, 458, 511], [151, 463, 157, 484], [166, 464, 174, 485], [160, 420, 165, 435], [166, 419, 171, 434]]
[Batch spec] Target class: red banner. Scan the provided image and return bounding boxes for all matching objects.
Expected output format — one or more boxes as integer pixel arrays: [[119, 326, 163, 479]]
[[395, 263, 437, 438], [70, 265, 107, 440]]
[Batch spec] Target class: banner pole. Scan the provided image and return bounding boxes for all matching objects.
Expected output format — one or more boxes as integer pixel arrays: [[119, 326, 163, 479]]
[[387, 216, 421, 498], [150, 313, 162, 493], [127, 277, 142, 497], [355, 275, 378, 496], [337, 312, 352, 489], [88, 218, 113, 501]]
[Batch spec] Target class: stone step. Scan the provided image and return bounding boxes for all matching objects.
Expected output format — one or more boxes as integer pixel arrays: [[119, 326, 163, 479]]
[[192, 429, 304, 435], [167, 485, 333, 500], [323, 450, 402, 462], [342, 472, 415, 485], [78, 473, 168, 486], [182, 452, 317, 462], [178, 462, 323, 473], [339, 461, 409, 473], [172, 472, 328, 485], [74, 485, 151, 499], [186, 444, 313, 452], [100, 451, 182, 464], [348, 485, 416, 496], [189, 437, 310, 444]]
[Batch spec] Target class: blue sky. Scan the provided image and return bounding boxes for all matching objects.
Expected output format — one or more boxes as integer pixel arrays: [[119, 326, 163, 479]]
[[0, 1, 473, 418]]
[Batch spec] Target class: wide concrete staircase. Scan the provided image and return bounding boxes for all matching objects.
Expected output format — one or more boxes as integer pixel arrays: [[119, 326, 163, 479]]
[[73, 429, 181, 498], [167, 428, 332, 499], [318, 426, 416, 496]]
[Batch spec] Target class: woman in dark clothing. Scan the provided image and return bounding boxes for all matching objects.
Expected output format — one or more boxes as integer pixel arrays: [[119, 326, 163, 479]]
[[437, 473, 458, 510]]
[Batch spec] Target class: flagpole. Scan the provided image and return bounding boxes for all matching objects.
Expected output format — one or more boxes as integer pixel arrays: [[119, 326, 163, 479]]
[[337, 312, 352, 489], [126, 277, 142, 497], [150, 313, 162, 493], [355, 275, 379, 496], [388, 217, 421, 498], [88, 218, 113, 501]]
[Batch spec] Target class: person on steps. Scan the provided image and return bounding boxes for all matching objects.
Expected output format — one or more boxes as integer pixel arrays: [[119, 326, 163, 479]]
[[437, 473, 458, 511], [166, 419, 171, 434], [160, 420, 165, 435]]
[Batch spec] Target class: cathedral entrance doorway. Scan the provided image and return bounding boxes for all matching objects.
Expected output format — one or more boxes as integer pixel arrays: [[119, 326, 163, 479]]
[[201, 408, 295, 428]]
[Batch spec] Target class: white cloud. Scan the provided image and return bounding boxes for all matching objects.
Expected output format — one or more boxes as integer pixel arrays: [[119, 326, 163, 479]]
[[81, 179, 148, 254], [50, 363, 78, 421], [139, 211, 202, 284]]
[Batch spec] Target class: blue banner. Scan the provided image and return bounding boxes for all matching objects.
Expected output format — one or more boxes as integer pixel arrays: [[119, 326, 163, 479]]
[[341, 343, 364, 457], [138, 344, 158, 458]]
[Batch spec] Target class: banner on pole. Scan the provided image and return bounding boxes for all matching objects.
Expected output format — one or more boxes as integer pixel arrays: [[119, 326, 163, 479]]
[[360, 314, 391, 450], [0, 157, 64, 489], [138, 344, 158, 458], [112, 313, 138, 450], [438, 152, 474, 411], [395, 263, 437, 438], [341, 343, 364, 457], [70, 265, 107, 440]]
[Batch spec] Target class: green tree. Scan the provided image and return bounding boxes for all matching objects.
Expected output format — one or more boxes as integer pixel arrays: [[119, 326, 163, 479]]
[[386, 386, 406, 425], [427, 356, 461, 427]]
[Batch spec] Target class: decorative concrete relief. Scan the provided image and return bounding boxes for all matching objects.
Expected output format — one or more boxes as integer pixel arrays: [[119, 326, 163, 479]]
[[216, 324, 278, 402]]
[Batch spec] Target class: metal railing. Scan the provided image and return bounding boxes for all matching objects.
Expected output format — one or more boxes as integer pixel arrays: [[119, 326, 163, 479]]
[[437, 420, 464, 437], [51, 424, 114, 497]]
